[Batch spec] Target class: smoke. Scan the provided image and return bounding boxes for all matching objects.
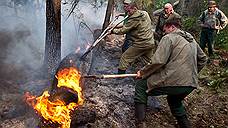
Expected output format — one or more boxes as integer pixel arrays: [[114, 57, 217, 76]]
[[0, 0, 107, 81], [61, 1, 107, 57], [0, 1, 45, 82]]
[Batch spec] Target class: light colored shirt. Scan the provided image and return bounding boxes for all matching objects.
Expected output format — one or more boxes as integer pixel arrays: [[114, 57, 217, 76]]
[[198, 8, 228, 29]]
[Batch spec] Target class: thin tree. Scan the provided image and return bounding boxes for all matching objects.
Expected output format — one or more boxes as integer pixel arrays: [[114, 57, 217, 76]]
[[44, 0, 61, 78]]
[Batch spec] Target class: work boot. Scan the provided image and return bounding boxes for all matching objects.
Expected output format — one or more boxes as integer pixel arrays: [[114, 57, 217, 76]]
[[135, 103, 146, 128], [118, 69, 126, 74], [176, 115, 191, 128]]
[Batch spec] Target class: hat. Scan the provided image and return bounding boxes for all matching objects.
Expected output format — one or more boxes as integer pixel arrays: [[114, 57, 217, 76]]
[[164, 14, 182, 27], [208, 0, 217, 7]]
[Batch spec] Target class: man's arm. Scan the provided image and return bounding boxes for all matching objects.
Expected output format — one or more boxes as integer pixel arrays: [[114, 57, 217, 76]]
[[114, 13, 128, 28], [112, 19, 138, 35], [218, 10, 228, 29], [115, 12, 126, 17], [198, 11, 209, 28], [153, 9, 163, 16]]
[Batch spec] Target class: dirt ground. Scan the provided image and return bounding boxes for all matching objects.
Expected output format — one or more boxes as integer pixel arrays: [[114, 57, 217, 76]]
[[0, 35, 228, 128]]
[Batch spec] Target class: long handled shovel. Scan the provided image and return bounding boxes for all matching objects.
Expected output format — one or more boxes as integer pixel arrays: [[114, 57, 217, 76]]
[[80, 16, 129, 60]]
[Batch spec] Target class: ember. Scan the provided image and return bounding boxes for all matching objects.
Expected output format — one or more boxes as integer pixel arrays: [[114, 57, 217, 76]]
[[25, 67, 84, 128]]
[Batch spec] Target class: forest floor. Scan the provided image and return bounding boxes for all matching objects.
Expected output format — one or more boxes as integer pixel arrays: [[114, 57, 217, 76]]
[[0, 34, 228, 128], [86, 35, 228, 128]]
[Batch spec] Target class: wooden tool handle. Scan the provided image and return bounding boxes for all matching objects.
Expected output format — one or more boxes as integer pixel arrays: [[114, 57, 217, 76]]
[[83, 74, 137, 79]]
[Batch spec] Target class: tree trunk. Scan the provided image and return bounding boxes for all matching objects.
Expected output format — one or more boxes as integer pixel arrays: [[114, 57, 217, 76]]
[[102, 0, 114, 30], [44, 0, 61, 78], [221, 0, 228, 10], [174, 0, 204, 17]]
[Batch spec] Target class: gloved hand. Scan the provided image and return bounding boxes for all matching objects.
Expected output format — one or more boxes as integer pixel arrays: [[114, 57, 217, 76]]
[[107, 28, 113, 35]]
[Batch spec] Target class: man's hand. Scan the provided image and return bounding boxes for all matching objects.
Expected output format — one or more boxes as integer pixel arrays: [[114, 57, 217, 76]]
[[214, 25, 221, 30], [107, 29, 112, 35], [200, 23, 207, 28], [107, 26, 116, 35], [200, 23, 212, 28], [115, 13, 125, 18], [136, 71, 142, 79]]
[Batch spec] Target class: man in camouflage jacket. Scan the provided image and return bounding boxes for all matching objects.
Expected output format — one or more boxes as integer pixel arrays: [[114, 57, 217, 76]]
[[111, 0, 155, 74]]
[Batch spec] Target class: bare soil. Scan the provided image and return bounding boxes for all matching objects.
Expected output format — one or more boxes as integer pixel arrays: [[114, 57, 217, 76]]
[[0, 35, 227, 128]]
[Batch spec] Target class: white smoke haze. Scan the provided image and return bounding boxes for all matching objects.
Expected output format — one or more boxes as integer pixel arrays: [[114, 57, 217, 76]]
[[61, 0, 107, 57], [0, 0, 107, 81], [0, 1, 45, 73]]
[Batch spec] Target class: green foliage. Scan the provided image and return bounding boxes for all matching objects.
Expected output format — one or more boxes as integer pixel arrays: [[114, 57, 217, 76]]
[[215, 28, 228, 50], [182, 17, 201, 41], [154, 0, 169, 9], [142, 0, 154, 13], [207, 69, 228, 90], [182, 17, 197, 30], [215, 5, 228, 50]]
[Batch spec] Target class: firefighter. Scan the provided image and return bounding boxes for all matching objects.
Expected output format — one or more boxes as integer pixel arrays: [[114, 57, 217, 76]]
[[154, 3, 181, 43], [110, 0, 155, 74], [134, 15, 207, 128], [198, 0, 227, 58]]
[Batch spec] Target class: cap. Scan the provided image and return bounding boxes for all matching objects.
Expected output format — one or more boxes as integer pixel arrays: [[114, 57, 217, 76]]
[[208, 0, 217, 7]]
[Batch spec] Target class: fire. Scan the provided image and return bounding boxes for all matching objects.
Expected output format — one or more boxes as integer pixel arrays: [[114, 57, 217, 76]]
[[56, 67, 84, 105], [25, 67, 84, 128]]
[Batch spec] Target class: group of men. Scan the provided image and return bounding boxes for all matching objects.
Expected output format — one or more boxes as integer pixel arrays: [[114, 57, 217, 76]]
[[107, 0, 227, 128]]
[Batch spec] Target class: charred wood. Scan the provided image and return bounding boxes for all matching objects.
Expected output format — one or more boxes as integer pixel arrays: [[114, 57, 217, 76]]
[[70, 107, 96, 126]]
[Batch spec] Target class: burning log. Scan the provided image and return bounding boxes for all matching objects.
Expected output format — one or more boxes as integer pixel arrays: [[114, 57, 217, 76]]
[[25, 50, 137, 128], [26, 25, 126, 127], [37, 107, 96, 128], [48, 52, 91, 107], [51, 52, 91, 92], [25, 51, 96, 128], [50, 87, 78, 105], [45, 52, 94, 128]]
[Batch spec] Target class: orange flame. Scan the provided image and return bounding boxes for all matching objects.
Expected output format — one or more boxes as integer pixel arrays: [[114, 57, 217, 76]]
[[25, 67, 84, 128], [56, 67, 84, 105]]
